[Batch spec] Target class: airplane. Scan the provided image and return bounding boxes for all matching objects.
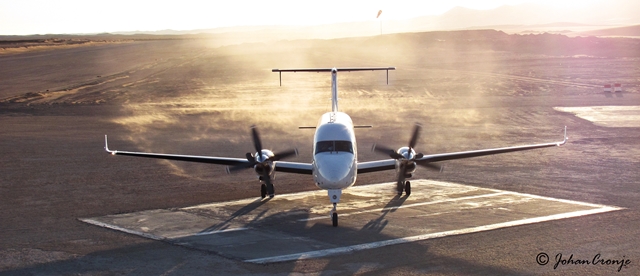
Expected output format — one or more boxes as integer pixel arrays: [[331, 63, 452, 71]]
[[104, 67, 568, 227]]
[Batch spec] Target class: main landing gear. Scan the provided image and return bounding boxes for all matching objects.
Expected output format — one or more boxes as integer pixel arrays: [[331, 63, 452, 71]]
[[260, 183, 275, 199], [397, 181, 411, 196]]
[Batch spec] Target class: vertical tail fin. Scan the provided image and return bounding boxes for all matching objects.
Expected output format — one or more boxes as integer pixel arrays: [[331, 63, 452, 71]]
[[331, 68, 338, 112]]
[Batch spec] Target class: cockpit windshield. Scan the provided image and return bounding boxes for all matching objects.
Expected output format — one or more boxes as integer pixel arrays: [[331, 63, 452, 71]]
[[315, 140, 353, 154]]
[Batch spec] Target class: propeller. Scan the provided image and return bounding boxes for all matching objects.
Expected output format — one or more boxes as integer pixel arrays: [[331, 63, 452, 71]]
[[372, 123, 442, 190], [226, 126, 298, 196]]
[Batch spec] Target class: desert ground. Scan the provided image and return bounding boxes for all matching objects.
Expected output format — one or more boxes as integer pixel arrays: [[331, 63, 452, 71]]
[[1, 31, 639, 275]]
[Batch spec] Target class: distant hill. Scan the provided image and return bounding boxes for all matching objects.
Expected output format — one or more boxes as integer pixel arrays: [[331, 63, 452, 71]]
[[3, 29, 639, 59], [4, 1, 640, 44], [576, 25, 640, 37], [227, 29, 640, 59]]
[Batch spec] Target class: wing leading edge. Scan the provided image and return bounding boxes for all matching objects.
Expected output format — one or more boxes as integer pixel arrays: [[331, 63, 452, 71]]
[[104, 135, 314, 174], [105, 135, 250, 166]]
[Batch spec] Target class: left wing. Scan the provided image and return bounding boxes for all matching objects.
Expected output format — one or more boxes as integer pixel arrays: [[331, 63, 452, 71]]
[[275, 161, 313, 175], [105, 135, 315, 173], [104, 135, 250, 166]]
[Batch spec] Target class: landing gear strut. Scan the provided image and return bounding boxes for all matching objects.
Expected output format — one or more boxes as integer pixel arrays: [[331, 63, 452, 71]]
[[328, 189, 342, 227], [397, 181, 411, 196]]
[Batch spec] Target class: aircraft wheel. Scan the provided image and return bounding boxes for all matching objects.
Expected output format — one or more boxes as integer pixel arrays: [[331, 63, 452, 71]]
[[396, 182, 404, 196], [404, 181, 411, 196], [260, 184, 267, 199], [267, 183, 275, 198], [332, 212, 338, 227]]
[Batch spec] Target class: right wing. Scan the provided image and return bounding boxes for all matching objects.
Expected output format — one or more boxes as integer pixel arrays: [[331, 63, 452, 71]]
[[355, 127, 568, 174], [357, 159, 396, 174], [104, 135, 250, 166], [416, 127, 568, 164]]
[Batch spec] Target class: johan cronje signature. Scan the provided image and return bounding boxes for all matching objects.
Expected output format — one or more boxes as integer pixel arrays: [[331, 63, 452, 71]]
[[536, 252, 631, 272]]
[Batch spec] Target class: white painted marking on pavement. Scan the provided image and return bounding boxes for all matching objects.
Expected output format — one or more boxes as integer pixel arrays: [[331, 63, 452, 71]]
[[169, 227, 250, 239], [246, 206, 622, 264], [79, 218, 165, 241], [298, 191, 509, 221]]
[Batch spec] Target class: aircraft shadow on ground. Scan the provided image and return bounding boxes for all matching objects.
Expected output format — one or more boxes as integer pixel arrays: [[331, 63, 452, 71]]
[[5, 196, 535, 275], [361, 194, 408, 233], [196, 197, 271, 233]]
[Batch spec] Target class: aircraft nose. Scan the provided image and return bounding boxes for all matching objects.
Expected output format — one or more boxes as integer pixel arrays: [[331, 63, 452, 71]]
[[318, 166, 349, 182], [316, 153, 354, 185]]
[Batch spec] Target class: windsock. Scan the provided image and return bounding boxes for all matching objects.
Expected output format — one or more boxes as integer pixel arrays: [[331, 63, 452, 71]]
[[377, 10, 382, 18]]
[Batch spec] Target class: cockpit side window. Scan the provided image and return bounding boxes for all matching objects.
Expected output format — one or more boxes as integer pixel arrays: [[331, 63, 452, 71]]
[[315, 140, 353, 154]]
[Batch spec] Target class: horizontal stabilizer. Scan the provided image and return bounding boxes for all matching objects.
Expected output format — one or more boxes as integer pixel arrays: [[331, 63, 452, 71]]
[[299, 125, 371, 129], [272, 67, 395, 73], [273, 67, 395, 86]]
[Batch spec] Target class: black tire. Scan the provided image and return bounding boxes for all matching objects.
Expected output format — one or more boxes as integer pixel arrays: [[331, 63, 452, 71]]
[[260, 183, 267, 199], [332, 212, 338, 227], [404, 181, 411, 196], [267, 183, 275, 198], [397, 182, 404, 196]]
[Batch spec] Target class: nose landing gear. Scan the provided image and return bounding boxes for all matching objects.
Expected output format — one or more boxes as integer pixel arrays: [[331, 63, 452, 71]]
[[328, 189, 342, 227], [331, 203, 338, 227]]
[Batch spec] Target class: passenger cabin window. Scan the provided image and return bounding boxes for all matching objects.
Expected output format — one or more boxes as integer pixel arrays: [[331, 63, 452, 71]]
[[315, 140, 353, 154]]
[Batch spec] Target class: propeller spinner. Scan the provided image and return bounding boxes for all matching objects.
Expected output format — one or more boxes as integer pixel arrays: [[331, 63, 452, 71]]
[[372, 123, 441, 195], [226, 126, 297, 198]]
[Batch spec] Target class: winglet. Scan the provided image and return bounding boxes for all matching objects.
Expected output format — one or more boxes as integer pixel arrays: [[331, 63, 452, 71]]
[[557, 126, 568, 146], [104, 135, 116, 155]]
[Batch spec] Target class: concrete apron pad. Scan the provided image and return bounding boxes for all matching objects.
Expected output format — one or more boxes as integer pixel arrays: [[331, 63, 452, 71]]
[[80, 179, 622, 263]]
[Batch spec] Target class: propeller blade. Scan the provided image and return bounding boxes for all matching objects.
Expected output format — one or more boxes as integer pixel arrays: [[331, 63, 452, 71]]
[[272, 148, 298, 161], [416, 160, 442, 171], [226, 161, 255, 174], [251, 126, 263, 153], [372, 143, 403, 159], [408, 123, 421, 149]]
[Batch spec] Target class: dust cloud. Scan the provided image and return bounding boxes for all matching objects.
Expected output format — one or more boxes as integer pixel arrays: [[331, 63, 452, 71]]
[[38, 31, 632, 178], [107, 38, 502, 178]]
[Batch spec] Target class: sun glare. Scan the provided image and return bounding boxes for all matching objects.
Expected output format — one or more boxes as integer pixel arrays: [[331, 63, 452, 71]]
[[0, 0, 619, 35]]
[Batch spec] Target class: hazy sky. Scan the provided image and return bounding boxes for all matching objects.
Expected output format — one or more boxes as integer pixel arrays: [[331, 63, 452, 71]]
[[0, 0, 607, 35]]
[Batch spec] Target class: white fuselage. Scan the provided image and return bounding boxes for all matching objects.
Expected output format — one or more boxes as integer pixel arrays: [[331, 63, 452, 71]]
[[312, 112, 357, 190]]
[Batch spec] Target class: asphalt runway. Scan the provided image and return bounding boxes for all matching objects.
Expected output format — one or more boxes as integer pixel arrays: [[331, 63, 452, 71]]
[[2, 37, 640, 275], [81, 179, 622, 264]]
